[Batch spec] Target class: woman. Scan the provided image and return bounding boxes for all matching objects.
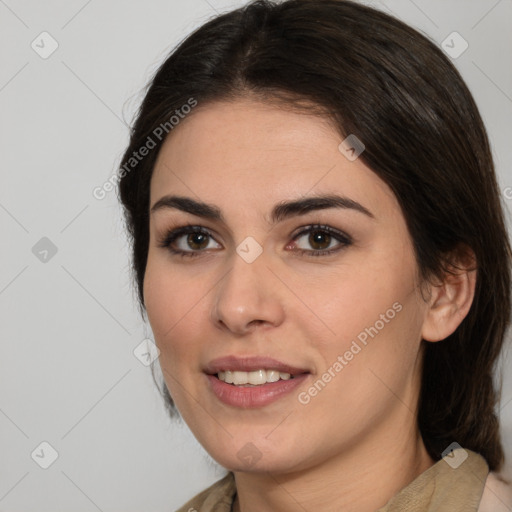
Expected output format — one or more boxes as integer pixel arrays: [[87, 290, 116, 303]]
[[117, 0, 512, 510]]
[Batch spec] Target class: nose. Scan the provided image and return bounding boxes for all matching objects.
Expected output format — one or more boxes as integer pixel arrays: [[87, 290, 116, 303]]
[[211, 250, 286, 335]]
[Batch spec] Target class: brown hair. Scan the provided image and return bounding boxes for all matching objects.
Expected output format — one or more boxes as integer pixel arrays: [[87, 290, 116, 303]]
[[117, 0, 511, 471]]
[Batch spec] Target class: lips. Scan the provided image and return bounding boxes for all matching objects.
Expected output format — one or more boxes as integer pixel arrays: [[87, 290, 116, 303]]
[[204, 355, 311, 408], [204, 355, 310, 376]]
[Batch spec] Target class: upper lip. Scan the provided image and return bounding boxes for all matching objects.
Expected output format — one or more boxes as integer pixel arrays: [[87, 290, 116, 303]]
[[204, 356, 310, 375]]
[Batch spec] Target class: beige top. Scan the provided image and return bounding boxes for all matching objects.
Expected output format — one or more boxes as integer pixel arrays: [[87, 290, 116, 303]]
[[176, 449, 511, 511]]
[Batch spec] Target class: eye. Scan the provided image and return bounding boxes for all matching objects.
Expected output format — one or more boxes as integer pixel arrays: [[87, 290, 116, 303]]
[[288, 225, 352, 256], [158, 225, 221, 257], [158, 223, 352, 259]]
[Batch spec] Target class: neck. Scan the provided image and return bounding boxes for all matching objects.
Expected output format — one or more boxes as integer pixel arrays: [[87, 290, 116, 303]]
[[232, 413, 434, 512]]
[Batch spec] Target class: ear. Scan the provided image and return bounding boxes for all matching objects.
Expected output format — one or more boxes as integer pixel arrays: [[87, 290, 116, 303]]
[[421, 245, 477, 342]]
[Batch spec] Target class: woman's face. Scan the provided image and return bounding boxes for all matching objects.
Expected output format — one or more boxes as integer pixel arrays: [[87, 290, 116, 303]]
[[144, 98, 430, 473]]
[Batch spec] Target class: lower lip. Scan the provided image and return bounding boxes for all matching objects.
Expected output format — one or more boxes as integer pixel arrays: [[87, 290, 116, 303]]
[[206, 374, 309, 408]]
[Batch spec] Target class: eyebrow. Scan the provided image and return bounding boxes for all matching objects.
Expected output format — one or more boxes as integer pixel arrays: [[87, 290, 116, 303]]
[[150, 194, 374, 223]]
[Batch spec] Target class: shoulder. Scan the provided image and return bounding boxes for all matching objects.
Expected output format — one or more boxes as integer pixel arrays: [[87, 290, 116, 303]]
[[175, 472, 236, 512], [477, 472, 512, 512]]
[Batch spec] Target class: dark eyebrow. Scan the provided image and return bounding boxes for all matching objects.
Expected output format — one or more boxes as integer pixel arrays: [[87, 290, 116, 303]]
[[150, 194, 374, 222], [150, 195, 223, 221], [270, 194, 374, 222]]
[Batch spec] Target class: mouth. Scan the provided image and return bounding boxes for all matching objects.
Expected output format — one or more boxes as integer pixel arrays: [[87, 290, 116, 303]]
[[204, 356, 311, 408], [215, 369, 298, 386]]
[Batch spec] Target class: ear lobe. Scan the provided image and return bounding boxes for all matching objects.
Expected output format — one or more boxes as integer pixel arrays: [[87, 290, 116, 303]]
[[421, 247, 477, 343]]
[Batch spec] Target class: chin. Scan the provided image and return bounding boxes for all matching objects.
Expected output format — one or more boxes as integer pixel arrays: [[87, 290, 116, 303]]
[[220, 454, 304, 474], [202, 436, 312, 474]]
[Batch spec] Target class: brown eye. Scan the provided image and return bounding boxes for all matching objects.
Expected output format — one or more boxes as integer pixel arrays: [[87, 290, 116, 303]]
[[308, 230, 331, 250], [290, 224, 352, 256], [158, 226, 222, 256], [187, 232, 209, 250]]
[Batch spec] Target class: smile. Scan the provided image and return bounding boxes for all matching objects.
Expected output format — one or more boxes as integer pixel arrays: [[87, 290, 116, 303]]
[[217, 369, 293, 386], [204, 356, 311, 408]]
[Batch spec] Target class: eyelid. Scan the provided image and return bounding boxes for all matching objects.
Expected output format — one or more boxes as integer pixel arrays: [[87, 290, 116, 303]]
[[157, 222, 353, 261], [156, 224, 221, 249], [285, 224, 352, 257], [290, 224, 352, 243]]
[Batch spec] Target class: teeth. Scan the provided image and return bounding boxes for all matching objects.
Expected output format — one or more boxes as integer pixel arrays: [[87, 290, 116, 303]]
[[266, 370, 280, 383], [217, 369, 294, 386], [233, 371, 248, 385], [248, 370, 266, 385]]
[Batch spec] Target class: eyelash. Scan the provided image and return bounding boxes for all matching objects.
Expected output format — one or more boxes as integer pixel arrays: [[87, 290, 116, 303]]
[[157, 224, 352, 258]]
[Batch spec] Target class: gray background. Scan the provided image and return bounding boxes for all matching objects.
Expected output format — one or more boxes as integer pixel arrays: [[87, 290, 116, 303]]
[[1, 0, 511, 510]]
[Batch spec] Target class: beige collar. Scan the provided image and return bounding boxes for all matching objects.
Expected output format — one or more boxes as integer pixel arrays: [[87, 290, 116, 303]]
[[377, 448, 488, 511], [176, 448, 491, 511]]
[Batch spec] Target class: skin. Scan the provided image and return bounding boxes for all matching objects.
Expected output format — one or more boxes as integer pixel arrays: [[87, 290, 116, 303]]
[[144, 98, 476, 511]]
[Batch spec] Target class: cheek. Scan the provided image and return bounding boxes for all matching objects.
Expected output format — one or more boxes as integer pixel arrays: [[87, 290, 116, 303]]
[[143, 260, 173, 339], [296, 293, 424, 443], [143, 260, 210, 411], [143, 258, 205, 357], [301, 246, 422, 377], [299, 262, 408, 341]]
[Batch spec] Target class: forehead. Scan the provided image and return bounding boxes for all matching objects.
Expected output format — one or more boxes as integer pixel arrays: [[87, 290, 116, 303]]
[[150, 99, 397, 219]]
